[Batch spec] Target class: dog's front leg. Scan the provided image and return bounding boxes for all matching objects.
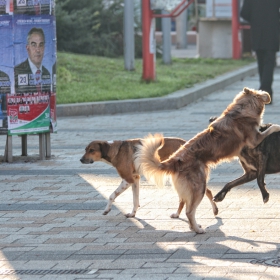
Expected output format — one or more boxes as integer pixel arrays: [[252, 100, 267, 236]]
[[103, 179, 131, 215], [213, 171, 257, 202], [247, 124, 280, 148], [126, 176, 140, 218]]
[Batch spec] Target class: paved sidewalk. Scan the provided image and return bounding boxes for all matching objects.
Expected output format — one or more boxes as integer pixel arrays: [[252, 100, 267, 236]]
[[0, 67, 280, 279]]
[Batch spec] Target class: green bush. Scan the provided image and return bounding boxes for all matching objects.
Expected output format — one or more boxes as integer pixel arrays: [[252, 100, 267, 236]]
[[56, 0, 142, 58]]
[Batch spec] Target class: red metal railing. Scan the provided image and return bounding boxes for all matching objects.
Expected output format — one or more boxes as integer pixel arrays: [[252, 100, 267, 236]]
[[142, 0, 194, 81]]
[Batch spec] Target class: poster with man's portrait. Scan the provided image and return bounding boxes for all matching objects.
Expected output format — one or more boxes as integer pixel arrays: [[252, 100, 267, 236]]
[[14, 15, 54, 93], [8, 14, 55, 135], [0, 15, 13, 131]]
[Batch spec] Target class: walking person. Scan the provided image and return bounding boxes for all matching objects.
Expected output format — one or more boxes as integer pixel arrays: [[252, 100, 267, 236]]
[[240, 0, 280, 103]]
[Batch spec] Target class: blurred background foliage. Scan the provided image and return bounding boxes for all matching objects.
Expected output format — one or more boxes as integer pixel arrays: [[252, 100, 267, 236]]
[[56, 0, 143, 57]]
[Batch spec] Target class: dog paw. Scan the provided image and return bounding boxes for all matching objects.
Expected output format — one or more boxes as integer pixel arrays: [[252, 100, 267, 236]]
[[170, 213, 179, 218], [271, 124, 280, 132], [103, 210, 109, 215], [213, 206, 219, 216], [125, 213, 135, 218], [213, 191, 226, 202], [196, 227, 206, 234], [190, 225, 205, 234], [263, 192, 270, 203]]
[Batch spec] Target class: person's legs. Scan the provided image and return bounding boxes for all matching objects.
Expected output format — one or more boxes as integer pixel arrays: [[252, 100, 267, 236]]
[[257, 50, 276, 101], [256, 50, 265, 87]]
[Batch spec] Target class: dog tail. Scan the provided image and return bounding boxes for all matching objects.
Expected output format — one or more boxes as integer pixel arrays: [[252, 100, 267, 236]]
[[135, 133, 172, 187]]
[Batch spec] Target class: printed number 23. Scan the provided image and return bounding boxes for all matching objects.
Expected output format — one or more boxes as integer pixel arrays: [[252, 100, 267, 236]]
[[20, 76, 27, 84], [18, 0, 27, 5], [18, 74, 28, 86]]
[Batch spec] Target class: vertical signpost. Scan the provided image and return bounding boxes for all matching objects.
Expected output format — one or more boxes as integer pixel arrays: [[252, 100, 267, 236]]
[[161, 9, 171, 65], [231, 0, 241, 59], [142, 0, 156, 81], [124, 0, 135, 71], [0, 0, 56, 162], [231, 0, 250, 59]]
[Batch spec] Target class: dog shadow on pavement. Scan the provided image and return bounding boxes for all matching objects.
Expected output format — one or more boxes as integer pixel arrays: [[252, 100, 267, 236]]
[[117, 215, 280, 274]]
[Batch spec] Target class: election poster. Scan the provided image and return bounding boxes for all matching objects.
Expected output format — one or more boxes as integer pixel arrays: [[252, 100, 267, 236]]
[[0, 15, 13, 133], [0, 0, 57, 136], [8, 14, 55, 135]]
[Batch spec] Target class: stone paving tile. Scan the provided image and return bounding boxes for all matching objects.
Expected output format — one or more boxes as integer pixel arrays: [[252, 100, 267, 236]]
[[1, 67, 280, 279], [93, 276, 133, 280], [167, 277, 203, 280]]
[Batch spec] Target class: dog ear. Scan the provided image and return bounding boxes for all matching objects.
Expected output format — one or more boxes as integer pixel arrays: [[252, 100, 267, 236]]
[[259, 92, 271, 104], [98, 142, 110, 158], [243, 87, 251, 94]]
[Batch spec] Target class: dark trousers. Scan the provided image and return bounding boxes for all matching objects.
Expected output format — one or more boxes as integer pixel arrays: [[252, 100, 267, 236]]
[[255, 50, 276, 97]]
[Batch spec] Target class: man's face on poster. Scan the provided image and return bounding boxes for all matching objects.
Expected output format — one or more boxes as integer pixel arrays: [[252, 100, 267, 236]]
[[26, 32, 45, 68]]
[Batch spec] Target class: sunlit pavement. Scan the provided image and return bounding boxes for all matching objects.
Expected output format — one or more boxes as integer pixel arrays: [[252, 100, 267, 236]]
[[0, 66, 280, 279]]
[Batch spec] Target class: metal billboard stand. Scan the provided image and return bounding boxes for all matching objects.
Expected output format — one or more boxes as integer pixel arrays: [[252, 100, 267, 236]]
[[4, 133, 51, 163], [0, 0, 56, 163]]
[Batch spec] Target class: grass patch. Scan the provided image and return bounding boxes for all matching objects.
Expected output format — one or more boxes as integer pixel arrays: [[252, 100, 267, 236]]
[[57, 52, 254, 104]]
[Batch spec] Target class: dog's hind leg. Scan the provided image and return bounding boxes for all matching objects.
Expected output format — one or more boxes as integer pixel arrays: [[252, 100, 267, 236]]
[[170, 201, 185, 218], [103, 179, 131, 215], [126, 175, 140, 218], [257, 175, 269, 203], [186, 206, 205, 234], [173, 188, 218, 219], [186, 185, 206, 234], [170, 174, 185, 218], [256, 155, 270, 203], [205, 188, 218, 215], [213, 171, 257, 202]]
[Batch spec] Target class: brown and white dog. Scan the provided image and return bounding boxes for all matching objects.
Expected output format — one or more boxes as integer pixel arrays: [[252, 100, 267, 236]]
[[80, 137, 218, 218], [135, 87, 280, 233]]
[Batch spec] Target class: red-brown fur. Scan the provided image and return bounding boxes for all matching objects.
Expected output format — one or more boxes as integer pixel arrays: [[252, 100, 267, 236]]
[[135, 87, 280, 233]]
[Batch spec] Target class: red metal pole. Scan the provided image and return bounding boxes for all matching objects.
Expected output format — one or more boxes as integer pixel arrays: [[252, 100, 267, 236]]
[[142, 0, 155, 81], [232, 0, 241, 59]]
